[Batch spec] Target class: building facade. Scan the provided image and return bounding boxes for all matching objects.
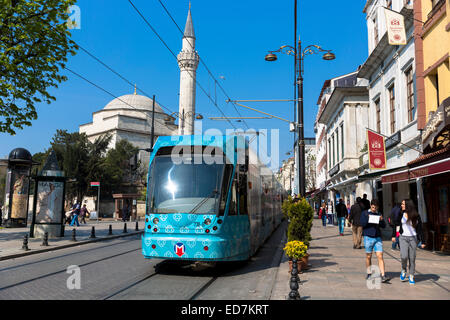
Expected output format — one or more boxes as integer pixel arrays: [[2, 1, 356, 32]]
[[357, 0, 422, 216], [385, 0, 450, 252], [316, 71, 369, 209], [79, 92, 178, 168]]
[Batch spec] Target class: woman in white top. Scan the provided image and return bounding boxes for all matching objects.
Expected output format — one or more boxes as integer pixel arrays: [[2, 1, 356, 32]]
[[397, 199, 425, 285]]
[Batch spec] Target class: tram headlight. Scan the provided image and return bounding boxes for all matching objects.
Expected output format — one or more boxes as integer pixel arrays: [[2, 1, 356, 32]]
[[153, 218, 159, 224], [204, 218, 211, 225]]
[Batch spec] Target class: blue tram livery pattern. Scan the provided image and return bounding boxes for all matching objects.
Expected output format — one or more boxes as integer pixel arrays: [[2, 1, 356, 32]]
[[141, 213, 250, 261]]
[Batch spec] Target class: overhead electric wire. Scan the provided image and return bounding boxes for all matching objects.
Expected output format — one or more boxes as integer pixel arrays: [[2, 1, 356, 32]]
[[74, 42, 175, 115], [156, 0, 250, 130], [127, 0, 237, 130], [64, 66, 172, 130]]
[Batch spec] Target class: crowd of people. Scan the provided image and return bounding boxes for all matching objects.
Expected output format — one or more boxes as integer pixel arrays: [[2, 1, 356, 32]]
[[316, 195, 425, 285]]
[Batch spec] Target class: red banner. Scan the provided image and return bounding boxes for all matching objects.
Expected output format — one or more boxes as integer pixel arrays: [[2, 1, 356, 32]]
[[367, 130, 386, 170], [90, 182, 100, 187]]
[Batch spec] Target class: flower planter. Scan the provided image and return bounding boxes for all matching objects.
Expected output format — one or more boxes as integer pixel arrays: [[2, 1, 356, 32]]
[[300, 253, 310, 270]]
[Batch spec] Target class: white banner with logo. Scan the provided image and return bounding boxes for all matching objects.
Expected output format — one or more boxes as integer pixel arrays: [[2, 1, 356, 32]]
[[384, 8, 407, 45]]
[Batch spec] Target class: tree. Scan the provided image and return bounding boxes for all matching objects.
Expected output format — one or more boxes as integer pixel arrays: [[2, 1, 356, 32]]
[[49, 129, 111, 203], [0, 0, 78, 134], [101, 139, 138, 196]]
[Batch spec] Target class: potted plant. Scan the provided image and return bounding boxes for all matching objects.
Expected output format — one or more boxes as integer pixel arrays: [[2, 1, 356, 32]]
[[286, 198, 314, 269], [283, 240, 308, 273]]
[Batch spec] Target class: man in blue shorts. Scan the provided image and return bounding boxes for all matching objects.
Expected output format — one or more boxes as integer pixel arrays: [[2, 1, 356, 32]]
[[360, 199, 389, 283]]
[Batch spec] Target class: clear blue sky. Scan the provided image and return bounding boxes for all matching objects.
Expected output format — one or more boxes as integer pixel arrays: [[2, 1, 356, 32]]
[[0, 0, 368, 167]]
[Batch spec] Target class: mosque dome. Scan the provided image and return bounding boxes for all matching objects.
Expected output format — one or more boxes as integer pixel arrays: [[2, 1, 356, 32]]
[[104, 94, 164, 113]]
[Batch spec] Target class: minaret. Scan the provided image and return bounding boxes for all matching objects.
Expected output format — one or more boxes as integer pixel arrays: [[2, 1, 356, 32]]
[[177, 2, 199, 135]]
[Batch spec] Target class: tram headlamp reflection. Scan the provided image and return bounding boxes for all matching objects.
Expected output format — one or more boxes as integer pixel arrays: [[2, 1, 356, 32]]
[[204, 218, 211, 225], [153, 218, 159, 224]]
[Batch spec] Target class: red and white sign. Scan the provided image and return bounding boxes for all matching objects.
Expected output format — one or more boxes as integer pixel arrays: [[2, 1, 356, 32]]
[[90, 182, 100, 187], [174, 243, 185, 257], [384, 8, 407, 45], [367, 130, 387, 170]]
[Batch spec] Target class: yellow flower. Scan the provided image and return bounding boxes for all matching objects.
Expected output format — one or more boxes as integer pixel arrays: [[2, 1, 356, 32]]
[[283, 240, 308, 260]]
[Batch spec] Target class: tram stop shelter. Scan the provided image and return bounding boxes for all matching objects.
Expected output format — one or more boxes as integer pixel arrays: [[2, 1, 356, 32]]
[[112, 194, 139, 221]]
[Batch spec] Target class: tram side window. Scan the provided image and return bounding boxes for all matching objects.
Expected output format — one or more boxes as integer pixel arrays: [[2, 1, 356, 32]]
[[229, 178, 238, 216], [219, 164, 233, 216], [238, 166, 248, 215]]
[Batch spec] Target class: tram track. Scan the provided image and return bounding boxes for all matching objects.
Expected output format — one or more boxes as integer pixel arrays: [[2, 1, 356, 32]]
[[0, 244, 142, 292], [103, 260, 221, 300]]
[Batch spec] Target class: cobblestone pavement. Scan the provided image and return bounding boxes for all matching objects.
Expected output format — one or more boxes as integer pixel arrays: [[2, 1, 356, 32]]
[[0, 219, 144, 260], [270, 217, 450, 300]]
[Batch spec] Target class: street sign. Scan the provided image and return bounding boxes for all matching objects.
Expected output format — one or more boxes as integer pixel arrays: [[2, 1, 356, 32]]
[[90, 182, 100, 187]]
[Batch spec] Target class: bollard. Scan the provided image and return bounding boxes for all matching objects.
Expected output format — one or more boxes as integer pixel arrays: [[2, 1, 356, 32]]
[[22, 234, 30, 251], [71, 228, 77, 242], [108, 224, 113, 236], [287, 259, 300, 300], [123, 223, 127, 233], [135, 221, 139, 231], [90, 226, 96, 239], [41, 232, 49, 247]]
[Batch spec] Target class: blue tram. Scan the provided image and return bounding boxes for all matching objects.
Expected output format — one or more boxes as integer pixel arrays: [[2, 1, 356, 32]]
[[141, 135, 283, 262]]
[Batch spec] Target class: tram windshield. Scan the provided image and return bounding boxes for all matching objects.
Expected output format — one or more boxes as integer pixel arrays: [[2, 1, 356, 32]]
[[147, 155, 226, 214]]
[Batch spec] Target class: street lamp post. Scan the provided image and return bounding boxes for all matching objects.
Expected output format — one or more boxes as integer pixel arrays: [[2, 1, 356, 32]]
[[265, 4, 335, 197]]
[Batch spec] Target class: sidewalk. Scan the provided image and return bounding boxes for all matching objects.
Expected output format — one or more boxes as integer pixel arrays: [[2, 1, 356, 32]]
[[271, 217, 450, 300], [0, 219, 145, 261]]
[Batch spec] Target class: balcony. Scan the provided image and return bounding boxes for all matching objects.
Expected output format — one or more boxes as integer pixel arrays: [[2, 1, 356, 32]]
[[428, 0, 445, 20]]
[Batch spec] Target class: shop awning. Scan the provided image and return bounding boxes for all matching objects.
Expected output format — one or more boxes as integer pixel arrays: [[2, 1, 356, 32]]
[[357, 166, 408, 181], [381, 157, 450, 184], [327, 176, 359, 190]]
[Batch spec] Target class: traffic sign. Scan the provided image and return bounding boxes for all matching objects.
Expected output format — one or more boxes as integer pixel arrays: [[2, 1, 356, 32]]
[[90, 182, 100, 187]]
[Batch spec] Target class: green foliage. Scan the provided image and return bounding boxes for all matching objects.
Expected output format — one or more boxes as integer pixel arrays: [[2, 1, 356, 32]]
[[101, 139, 138, 195], [31, 130, 142, 204], [0, 0, 78, 134], [286, 198, 314, 247], [0, 166, 6, 203], [282, 197, 293, 220]]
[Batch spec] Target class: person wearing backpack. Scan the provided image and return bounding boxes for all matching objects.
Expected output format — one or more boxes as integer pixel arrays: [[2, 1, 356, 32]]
[[396, 199, 425, 285], [389, 203, 402, 251]]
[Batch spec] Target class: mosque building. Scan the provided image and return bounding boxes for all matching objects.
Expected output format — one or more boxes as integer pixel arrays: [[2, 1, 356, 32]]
[[79, 5, 199, 168]]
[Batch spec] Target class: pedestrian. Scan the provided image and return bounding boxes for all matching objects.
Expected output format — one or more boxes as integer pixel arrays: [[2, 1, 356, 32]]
[[349, 197, 364, 249], [70, 202, 81, 227], [79, 204, 89, 224], [346, 200, 351, 227], [327, 201, 334, 225], [0, 202, 3, 226], [360, 199, 389, 283], [389, 203, 402, 251], [122, 201, 129, 222], [336, 198, 348, 236], [361, 193, 371, 211], [396, 199, 425, 285], [319, 202, 327, 227]]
